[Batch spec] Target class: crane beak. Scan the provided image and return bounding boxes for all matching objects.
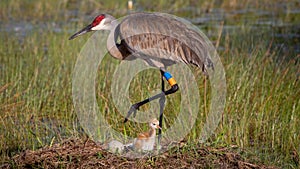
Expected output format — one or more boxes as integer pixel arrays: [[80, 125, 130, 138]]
[[69, 24, 93, 40]]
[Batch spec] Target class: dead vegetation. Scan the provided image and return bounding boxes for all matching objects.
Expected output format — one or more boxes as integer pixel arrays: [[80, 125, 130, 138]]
[[1, 138, 278, 169]]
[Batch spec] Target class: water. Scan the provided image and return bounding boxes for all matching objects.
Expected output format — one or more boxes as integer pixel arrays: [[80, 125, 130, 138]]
[[1, 2, 299, 55]]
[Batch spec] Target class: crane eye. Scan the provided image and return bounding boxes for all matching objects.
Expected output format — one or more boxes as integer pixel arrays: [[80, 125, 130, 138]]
[[152, 123, 156, 126]]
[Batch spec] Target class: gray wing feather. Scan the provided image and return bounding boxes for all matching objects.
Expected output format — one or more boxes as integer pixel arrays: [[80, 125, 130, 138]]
[[119, 12, 214, 72]]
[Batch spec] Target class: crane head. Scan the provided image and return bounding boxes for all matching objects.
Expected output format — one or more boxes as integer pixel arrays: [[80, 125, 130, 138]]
[[69, 14, 113, 40], [149, 119, 161, 129]]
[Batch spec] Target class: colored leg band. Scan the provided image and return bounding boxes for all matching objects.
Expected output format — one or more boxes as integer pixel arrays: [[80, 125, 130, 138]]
[[168, 78, 177, 86], [163, 72, 177, 86]]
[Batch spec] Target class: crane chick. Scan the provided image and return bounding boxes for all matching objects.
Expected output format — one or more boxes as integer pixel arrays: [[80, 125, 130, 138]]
[[132, 118, 161, 151], [107, 118, 161, 153]]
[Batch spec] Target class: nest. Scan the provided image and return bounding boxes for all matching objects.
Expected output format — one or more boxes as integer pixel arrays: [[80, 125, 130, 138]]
[[2, 138, 278, 169]]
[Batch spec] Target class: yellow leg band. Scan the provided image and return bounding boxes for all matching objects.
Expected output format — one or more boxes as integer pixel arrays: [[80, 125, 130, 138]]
[[168, 78, 177, 86]]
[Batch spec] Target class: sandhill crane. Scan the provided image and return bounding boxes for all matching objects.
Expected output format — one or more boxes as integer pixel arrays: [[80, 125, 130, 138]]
[[132, 118, 161, 151], [69, 12, 213, 137], [106, 118, 161, 153]]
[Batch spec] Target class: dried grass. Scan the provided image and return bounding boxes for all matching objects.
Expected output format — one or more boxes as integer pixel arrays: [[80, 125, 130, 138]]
[[2, 138, 278, 169]]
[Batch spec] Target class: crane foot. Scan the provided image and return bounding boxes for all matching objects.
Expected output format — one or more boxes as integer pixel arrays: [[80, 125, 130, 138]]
[[124, 103, 140, 123]]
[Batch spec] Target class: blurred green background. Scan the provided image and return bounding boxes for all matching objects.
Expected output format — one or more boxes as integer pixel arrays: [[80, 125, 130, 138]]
[[0, 0, 299, 168]]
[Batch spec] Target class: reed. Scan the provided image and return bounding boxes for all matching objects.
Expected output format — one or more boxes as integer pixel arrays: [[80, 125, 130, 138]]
[[0, 0, 299, 167]]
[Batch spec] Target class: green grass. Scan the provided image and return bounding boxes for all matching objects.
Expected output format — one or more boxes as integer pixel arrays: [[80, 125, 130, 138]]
[[1, 0, 300, 22], [0, 0, 300, 168]]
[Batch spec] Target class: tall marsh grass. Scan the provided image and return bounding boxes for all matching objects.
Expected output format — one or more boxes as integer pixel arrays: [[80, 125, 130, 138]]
[[0, 0, 299, 167]]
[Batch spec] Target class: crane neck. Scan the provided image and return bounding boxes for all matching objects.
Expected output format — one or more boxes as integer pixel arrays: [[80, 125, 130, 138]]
[[148, 127, 156, 138], [106, 19, 125, 60]]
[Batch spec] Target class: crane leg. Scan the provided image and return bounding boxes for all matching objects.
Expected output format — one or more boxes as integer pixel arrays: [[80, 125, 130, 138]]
[[124, 70, 179, 123], [158, 70, 166, 144]]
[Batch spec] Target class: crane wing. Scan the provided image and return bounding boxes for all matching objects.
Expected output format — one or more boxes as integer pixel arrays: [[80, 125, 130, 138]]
[[118, 12, 214, 72]]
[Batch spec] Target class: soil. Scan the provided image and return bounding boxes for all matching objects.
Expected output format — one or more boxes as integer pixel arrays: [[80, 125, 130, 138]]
[[1, 138, 278, 169]]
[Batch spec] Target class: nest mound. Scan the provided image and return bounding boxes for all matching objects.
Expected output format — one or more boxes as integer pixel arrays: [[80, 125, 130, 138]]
[[3, 138, 277, 169]]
